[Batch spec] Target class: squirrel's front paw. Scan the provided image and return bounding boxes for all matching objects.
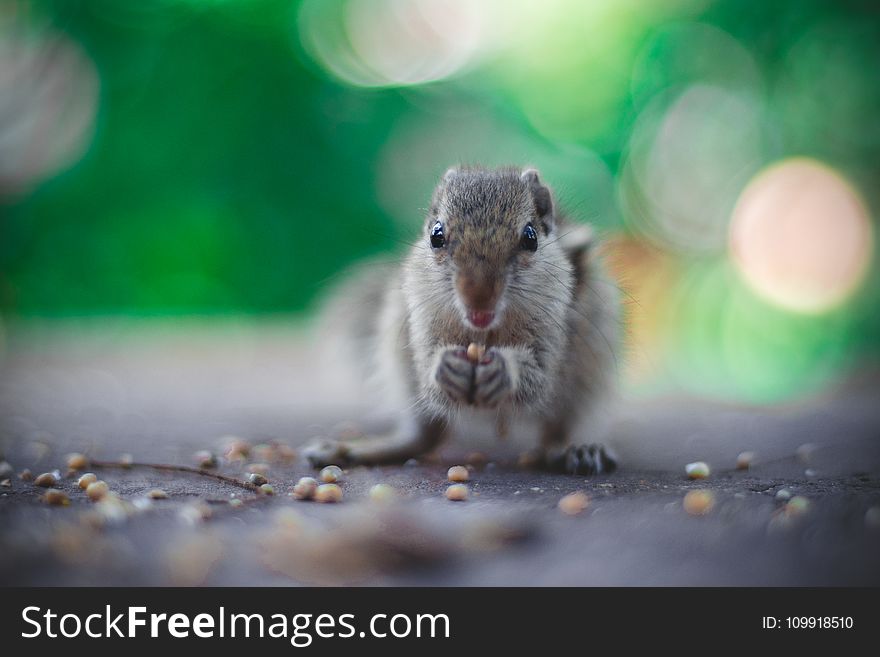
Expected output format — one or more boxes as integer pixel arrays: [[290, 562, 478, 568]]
[[434, 347, 474, 404], [473, 348, 512, 407], [303, 437, 350, 468]]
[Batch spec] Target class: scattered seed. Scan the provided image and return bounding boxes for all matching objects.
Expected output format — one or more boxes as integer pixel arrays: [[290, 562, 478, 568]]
[[368, 483, 396, 503], [19, 469, 33, 482], [246, 462, 271, 476], [194, 450, 217, 468], [44, 489, 70, 506], [517, 451, 542, 469], [775, 489, 791, 501], [34, 472, 57, 487], [260, 483, 275, 495], [77, 473, 98, 489], [558, 491, 591, 515], [229, 498, 244, 508], [247, 473, 268, 486], [147, 488, 168, 500], [275, 444, 298, 464], [119, 454, 134, 469], [685, 461, 710, 479], [735, 451, 755, 470], [66, 453, 89, 470], [1, 479, 10, 487], [466, 342, 486, 363], [0, 461, 13, 478], [683, 490, 715, 516], [320, 465, 343, 483], [445, 483, 468, 501], [804, 468, 817, 478], [447, 465, 470, 482], [222, 438, 251, 461], [315, 483, 343, 503], [86, 480, 110, 501], [291, 477, 319, 500], [465, 451, 488, 467], [795, 443, 816, 464]]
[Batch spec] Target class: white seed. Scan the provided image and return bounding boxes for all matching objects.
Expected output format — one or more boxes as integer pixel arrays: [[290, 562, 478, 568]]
[[77, 473, 98, 489], [66, 453, 89, 470], [147, 488, 168, 499], [44, 489, 70, 506], [86, 480, 110, 501], [447, 465, 470, 482], [320, 465, 343, 483], [315, 483, 343, 503], [558, 491, 590, 516], [735, 451, 755, 470], [34, 472, 57, 487], [368, 483, 396, 503], [685, 461, 710, 479], [1, 479, 10, 487], [445, 483, 468, 501], [775, 489, 792, 501], [466, 342, 485, 363], [260, 483, 275, 495], [683, 490, 715, 516], [247, 473, 268, 486], [291, 477, 319, 500]]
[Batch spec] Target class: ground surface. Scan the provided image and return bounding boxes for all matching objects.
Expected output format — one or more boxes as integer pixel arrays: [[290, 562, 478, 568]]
[[1, 321, 879, 586]]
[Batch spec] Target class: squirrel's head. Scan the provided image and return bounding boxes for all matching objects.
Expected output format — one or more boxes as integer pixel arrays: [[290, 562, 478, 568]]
[[422, 166, 579, 332]]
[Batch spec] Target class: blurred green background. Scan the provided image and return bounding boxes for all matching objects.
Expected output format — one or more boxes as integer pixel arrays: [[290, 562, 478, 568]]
[[1, 0, 878, 404]]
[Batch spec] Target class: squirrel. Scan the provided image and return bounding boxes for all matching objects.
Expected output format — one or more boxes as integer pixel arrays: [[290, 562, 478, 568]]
[[304, 165, 619, 474]]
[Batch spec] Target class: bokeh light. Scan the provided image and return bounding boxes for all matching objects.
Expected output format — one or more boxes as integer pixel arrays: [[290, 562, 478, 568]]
[[729, 158, 873, 314]]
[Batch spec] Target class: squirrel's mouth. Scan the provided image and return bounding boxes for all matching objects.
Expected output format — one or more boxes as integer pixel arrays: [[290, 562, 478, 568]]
[[466, 309, 495, 329]]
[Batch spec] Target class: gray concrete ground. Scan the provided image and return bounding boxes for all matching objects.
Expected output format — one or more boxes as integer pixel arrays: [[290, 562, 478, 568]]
[[1, 321, 879, 586]]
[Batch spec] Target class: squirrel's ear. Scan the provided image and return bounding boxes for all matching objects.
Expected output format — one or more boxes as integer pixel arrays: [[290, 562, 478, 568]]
[[521, 168, 553, 225], [430, 166, 459, 216], [442, 167, 459, 185]]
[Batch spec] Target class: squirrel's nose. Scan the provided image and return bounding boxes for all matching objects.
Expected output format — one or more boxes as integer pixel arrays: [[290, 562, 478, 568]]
[[456, 269, 500, 328]]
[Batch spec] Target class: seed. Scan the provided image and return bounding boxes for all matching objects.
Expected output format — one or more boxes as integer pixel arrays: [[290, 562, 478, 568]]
[[517, 450, 542, 469], [276, 445, 298, 464], [247, 473, 268, 486], [147, 488, 168, 499], [466, 342, 486, 363], [66, 453, 89, 470], [447, 465, 470, 482], [685, 461, 710, 479], [291, 477, 319, 500], [119, 453, 133, 469], [795, 443, 816, 464], [775, 489, 791, 501], [77, 473, 98, 489], [34, 472, 57, 487], [44, 489, 70, 506], [222, 438, 251, 461], [1, 479, 10, 487], [786, 496, 810, 516], [260, 483, 275, 495], [445, 483, 468, 501], [735, 451, 755, 470], [0, 461, 13, 478], [315, 483, 343, 503], [194, 450, 217, 468], [19, 469, 34, 481], [229, 498, 244, 508], [683, 490, 715, 516], [246, 463, 271, 476], [86, 480, 110, 501], [320, 465, 343, 483], [558, 491, 591, 515], [465, 451, 488, 467], [369, 483, 396, 503]]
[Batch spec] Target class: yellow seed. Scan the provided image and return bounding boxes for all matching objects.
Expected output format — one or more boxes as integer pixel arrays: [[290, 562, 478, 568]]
[[315, 483, 343, 503], [683, 490, 715, 516], [66, 453, 89, 470], [465, 451, 488, 467], [77, 473, 98, 489], [320, 465, 343, 483], [86, 480, 110, 501], [466, 342, 486, 363], [44, 489, 70, 506], [735, 451, 755, 470], [446, 484, 468, 501], [447, 465, 470, 482], [685, 461, 710, 479], [291, 477, 319, 500], [34, 472, 57, 487], [558, 491, 591, 515], [517, 451, 542, 470], [369, 483, 396, 503], [147, 488, 168, 499]]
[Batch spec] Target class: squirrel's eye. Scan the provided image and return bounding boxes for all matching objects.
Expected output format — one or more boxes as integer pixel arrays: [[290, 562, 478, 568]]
[[520, 223, 538, 252], [430, 221, 445, 248]]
